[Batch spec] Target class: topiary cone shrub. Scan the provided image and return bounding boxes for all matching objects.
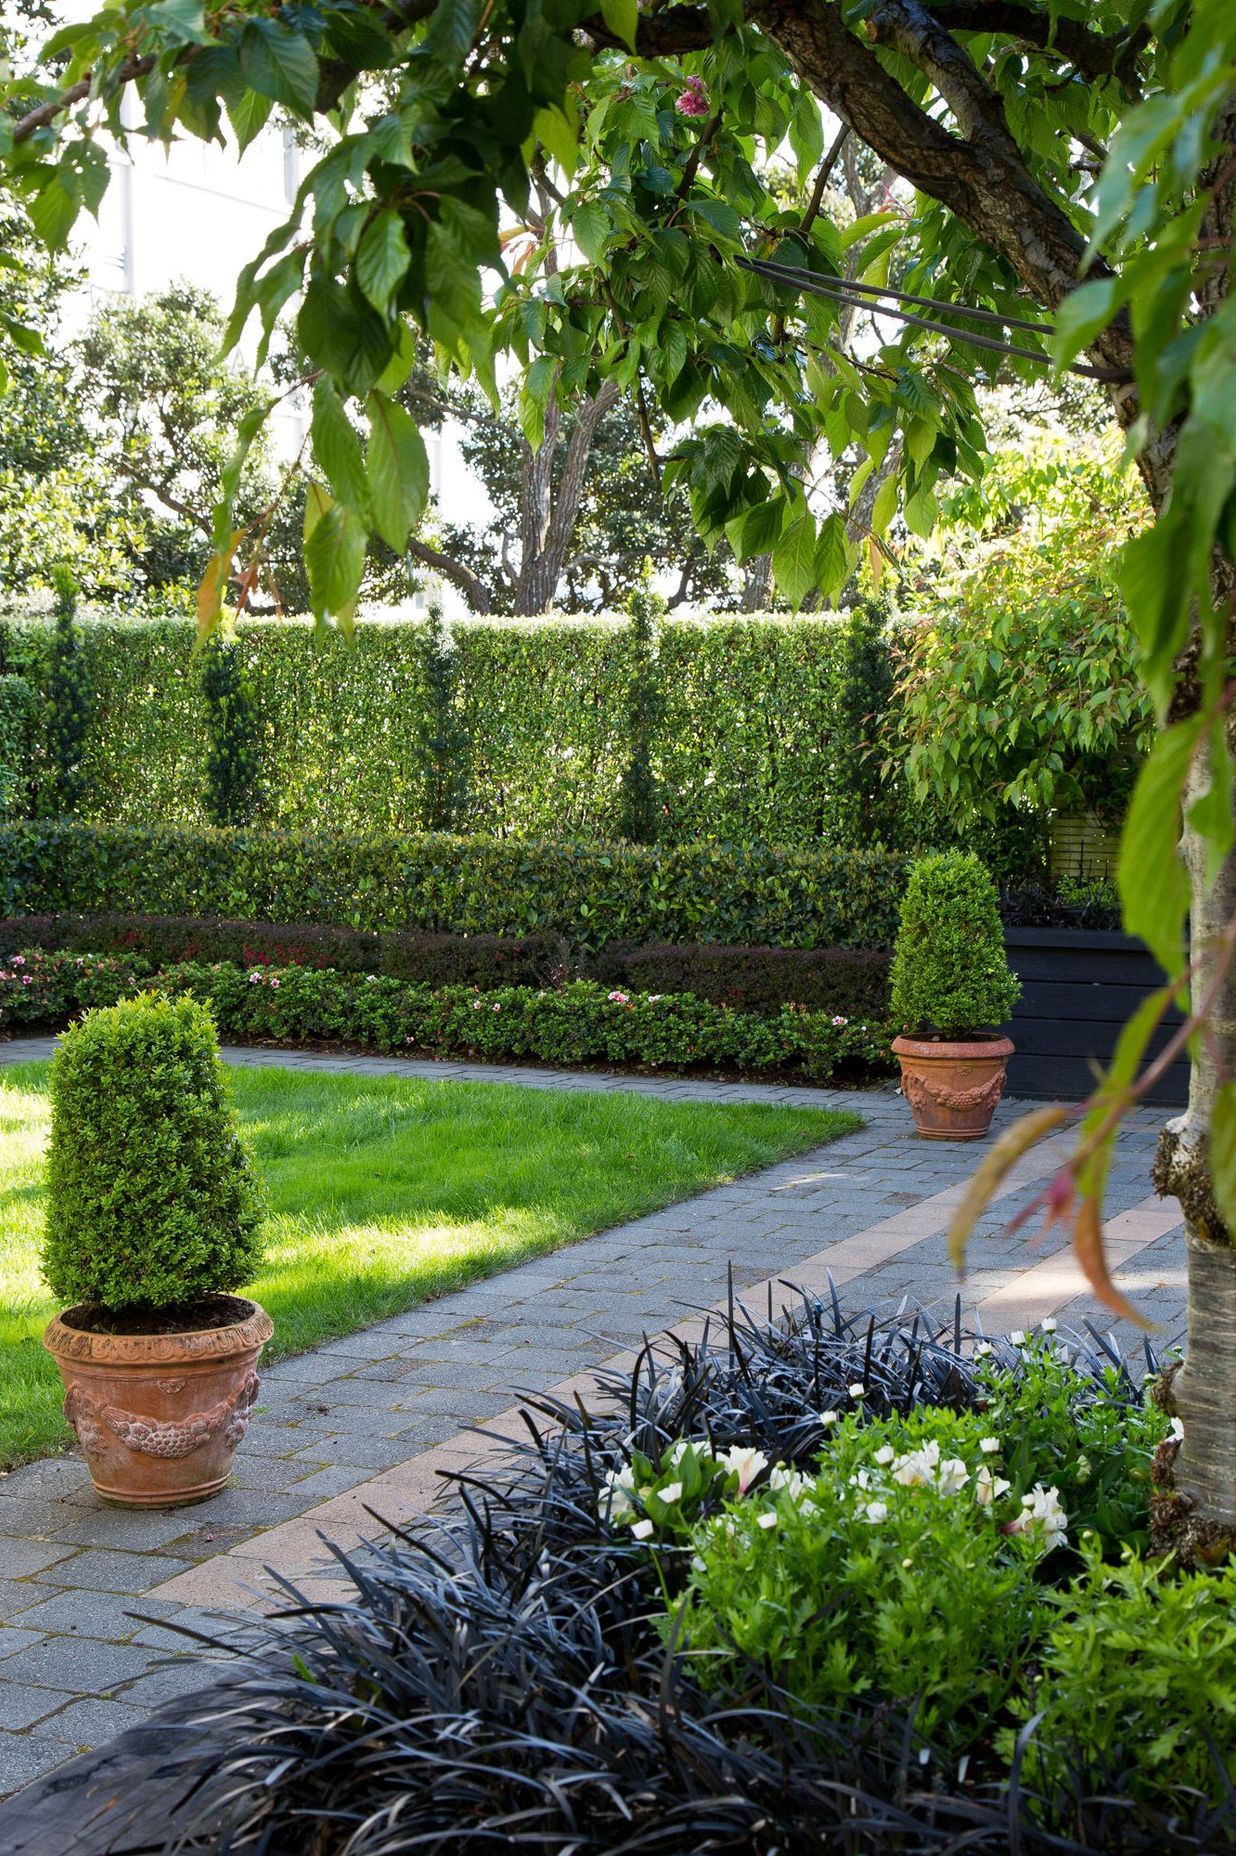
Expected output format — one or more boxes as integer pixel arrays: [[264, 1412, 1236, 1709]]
[[41, 992, 273, 1507], [889, 852, 1021, 1140]]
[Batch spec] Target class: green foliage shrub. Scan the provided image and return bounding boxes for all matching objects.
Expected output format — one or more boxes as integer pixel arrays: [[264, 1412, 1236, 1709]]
[[0, 672, 34, 821], [0, 948, 893, 1083], [1012, 1544, 1236, 1814], [889, 850, 1020, 1037], [0, 610, 904, 848], [201, 638, 262, 827], [44, 570, 91, 816], [415, 605, 469, 831], [42, 991, 263, 1313], [618, 574, 664, 844], [1, 820, 910, 950]]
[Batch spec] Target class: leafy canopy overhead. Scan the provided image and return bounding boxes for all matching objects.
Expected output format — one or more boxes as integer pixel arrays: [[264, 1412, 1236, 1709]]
[[0, 0, 1202, 636]]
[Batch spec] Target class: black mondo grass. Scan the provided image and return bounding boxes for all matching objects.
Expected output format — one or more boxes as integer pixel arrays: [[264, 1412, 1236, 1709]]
[[16, 1289, 1232, 1856]]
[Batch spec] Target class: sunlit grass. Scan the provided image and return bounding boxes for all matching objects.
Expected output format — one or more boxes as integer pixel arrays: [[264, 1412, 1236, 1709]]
[[0, 1061, 858, 1467]]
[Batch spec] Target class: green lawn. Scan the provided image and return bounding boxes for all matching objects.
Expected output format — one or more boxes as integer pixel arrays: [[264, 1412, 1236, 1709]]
[[0, 1060, 858, 1468]]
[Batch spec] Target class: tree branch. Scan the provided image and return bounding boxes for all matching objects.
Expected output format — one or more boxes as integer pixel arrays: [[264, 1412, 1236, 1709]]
[[406, 538, 493, 612], [921, 1, 1146, 86]]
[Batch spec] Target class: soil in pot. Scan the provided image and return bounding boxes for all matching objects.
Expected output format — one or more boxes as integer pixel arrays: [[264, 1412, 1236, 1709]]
[[44, 1297, 274, 1508]]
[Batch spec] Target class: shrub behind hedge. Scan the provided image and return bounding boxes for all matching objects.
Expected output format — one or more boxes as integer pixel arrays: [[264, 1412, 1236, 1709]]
[[0, 821, 909, 950]]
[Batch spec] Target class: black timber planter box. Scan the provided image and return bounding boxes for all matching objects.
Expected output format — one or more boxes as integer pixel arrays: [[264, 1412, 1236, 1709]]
[[1003, 926, 1187, 1106]]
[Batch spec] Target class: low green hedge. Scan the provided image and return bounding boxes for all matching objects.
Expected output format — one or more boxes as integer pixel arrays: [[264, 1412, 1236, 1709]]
[[0, 821, 909, 950], [0, 948, 893, 1083]]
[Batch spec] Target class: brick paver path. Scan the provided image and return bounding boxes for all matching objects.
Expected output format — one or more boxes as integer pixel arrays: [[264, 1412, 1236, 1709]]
[[0, 1041, 1184, 1799]]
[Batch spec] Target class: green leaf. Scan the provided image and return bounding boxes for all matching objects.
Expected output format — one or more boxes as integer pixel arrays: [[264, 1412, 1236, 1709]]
[[1120, 515, 1191, 713], [518, 355, 557, 451], [312, 378, 368, 517], [226, 87, 273, 154], [600, 0, 638, 50], [356, 210, 411, 315], [533, 105, 579, 176], [298, 276, 392, 396], [304, 482, 367, 632], [571, 200, 610, 266], [1211, 1082, 1236, 1237], [1051, 277, 1122, 369], [815, 511, 850, 600], [238, 19, 319, 117], [27, 176, 80, 251], [366, 392, 430, 554], [1118, 718, 1199, 975], [772, 509, 817, 610], [687, 197, 742, 245]]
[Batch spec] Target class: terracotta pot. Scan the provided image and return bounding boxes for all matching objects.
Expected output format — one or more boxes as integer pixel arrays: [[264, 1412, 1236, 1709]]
[[43, 1298, 274, 1508], [891, 1035, 1014, 1141]]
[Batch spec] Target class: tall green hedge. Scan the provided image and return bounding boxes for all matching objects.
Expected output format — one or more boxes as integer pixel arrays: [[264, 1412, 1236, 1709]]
[[1, 820, 909, 949], [0, 609, 885, 846]]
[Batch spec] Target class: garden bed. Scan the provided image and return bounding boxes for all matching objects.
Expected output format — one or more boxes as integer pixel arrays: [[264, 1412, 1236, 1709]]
[[2, 1297, 1226, 1856]]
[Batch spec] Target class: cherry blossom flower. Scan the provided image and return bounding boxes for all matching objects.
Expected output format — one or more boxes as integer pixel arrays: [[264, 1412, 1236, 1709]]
[[675, 74, 709, 116]]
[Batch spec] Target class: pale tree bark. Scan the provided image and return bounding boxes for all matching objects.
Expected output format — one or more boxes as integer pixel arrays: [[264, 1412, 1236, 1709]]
[[512, 375, 622, 615]]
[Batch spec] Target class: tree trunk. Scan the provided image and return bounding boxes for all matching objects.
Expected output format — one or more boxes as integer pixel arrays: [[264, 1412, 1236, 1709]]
[[1155, 767, 1236, 1534], [512, 376, 622, 615]]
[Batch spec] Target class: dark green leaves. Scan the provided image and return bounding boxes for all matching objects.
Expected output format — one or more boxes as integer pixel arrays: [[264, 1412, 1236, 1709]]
[[311, 378, 368, 517], [298, 276, 392, 396], [357, 211, 411, 315], [238, 19, 320, 118]]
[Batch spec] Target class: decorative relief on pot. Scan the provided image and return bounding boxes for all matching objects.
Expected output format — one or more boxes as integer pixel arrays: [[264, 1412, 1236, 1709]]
[[900, 1068, 1006, 1116], [64, 1373, 261, 1461]]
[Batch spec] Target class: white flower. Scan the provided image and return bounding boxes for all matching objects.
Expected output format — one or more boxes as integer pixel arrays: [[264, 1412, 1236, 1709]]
[[691, 1553, 707, 1573], [757, 1510, 778, 1530], [1009, 1484, 1068, 1552], [873, 1444, 895, 1466], [974, 1466, 1011, 1507], [848, 1383, 867, 1400], [768, 1465, 807, 1500], [718, 1445, 768, 1494], [818, 1410, 840, 1427], [1009, 1330, 1026, 1346], [979, 1437, 1001, 1455], [1040, 1317, 1058, 1333], [1075, 1454, 1092, 1484], [936, 1457, 970, 1496], [849, 1468, 872, 1491], [973, 1341, 994, 1358], [901, 1558, 913, 1569], [632, 1518, 655, 1541], [1170, 1417, 1185, 1443], [892, 1440, 940, 1487], [659, 1481, 683, 1505], [601, 1464, 637, 1520], [863, 1501, 888, 1524]]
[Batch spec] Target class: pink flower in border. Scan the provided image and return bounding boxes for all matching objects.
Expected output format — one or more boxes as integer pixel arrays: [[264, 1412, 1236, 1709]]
[[831, 1015, 848, 1027], [608, 990, 630, 1005], [675, 74, 709, 117], [270, 978, 279, 989]]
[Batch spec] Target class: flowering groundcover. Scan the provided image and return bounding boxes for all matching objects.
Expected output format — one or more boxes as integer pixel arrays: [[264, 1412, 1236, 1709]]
[[9, 1296, 1233, 1856]]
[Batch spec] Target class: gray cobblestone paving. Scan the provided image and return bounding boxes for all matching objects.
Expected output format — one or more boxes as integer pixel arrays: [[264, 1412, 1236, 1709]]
[[0, 1038, 1182, 1799]]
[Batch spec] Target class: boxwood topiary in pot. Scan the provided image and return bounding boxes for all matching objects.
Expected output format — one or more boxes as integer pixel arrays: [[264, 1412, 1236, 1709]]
[[889, 851, 1020, 1140], [41, 992, 271, 1507]]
